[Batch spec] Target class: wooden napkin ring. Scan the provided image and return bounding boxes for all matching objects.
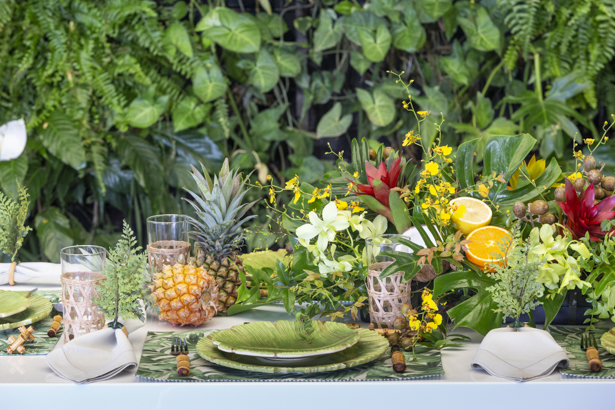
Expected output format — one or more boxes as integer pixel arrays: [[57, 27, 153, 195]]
[[47, 315, 63, 337], [586, 346, 603, 372], [176, 353, 190, 376], [391, 350, 406, 373]]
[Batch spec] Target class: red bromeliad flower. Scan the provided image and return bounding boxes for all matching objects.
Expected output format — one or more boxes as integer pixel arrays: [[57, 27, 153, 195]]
[[556, 178, 615, 241], [354, 157, 402, 221]]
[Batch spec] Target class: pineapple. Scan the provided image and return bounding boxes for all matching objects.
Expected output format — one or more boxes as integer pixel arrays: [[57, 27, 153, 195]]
[[151, 263, 218, 326], [184, 159, 256, 314]]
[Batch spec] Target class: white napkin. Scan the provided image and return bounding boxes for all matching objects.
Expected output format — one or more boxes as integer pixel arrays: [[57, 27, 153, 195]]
[[471, 327, 569, 382], [0, 262, 61, 285], [46, 320, 143, 384]]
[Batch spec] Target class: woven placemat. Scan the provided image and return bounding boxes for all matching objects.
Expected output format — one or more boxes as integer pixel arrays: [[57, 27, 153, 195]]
[[0, 290, 62, 356], [549, 325, 615, 378], [136, 329, 444, 382]]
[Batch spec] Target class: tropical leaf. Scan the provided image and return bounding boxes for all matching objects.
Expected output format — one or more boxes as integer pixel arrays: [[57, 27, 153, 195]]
[[313, 10, 343, 52], [0, 155, 28, 200], [458, 7, 501, 52], [356, 88, 395, 127], [249, 49, 280, 93], [316, 103, 352, 138], [34, 207, 73, 263], [359, 24, 391, 62], [39, 111, 86, 170], [126, 95, 169, 129], [193, 64, 227, 103], [198, 7, 261, 53], [350, 50, 371, 75], [273, 47, 301, 78], [165, 22, 193, 58], [172, 97, 210, 132]]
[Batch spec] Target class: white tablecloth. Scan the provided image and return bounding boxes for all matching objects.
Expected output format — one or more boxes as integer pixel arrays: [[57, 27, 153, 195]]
[[1, 278, 614, 410]]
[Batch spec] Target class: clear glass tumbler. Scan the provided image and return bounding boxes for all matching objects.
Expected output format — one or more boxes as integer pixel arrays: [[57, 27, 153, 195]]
[[146, 214, 191, 272], [60, 245, 107, 342]]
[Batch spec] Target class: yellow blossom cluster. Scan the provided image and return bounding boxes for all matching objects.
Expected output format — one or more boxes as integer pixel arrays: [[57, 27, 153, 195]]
[[402, 131, 420, 147], [285, 175, 301, 204], [407, 289, 443, 333], [308, 185, 331, 203]]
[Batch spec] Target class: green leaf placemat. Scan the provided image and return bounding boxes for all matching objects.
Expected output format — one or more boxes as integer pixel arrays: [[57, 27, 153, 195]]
[[549, 325, 615, 379], [136, 329, 444, 382], [0, 290, 62, 356]]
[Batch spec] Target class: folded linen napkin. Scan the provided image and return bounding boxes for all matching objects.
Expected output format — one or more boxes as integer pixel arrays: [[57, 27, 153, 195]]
[[471, 327, 570, 382], [0, 262, 61, 285], [46, 320, 143, 383]]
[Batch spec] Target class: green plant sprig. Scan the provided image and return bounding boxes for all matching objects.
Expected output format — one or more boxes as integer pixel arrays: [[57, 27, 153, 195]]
[[0, 184, 31, 262]]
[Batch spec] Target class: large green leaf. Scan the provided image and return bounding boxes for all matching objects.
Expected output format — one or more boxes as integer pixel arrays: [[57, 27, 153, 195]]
[[422, 0, 452, 19], [249, 49, 280, 93], [198, 7, 261, 53], [34, 207, 73, 263], [117, 135, 164, 209], [434, 271, 502, 336], [440, 40, 469, 86], [39, 111, 86, 170], [540, 291, 566, 329], [356, 88, 395, 127], [458, 7, 500, 52], [359, 24, 391, 62], [273, 47, 301, 78], [0, 154, 28, 200], [165, 22, 193, 58], [482, 133, 535, 197], [316, 103, 352, 138], [126, 95, 169, 129], [350, 50, 371, 75], [391, 17, 425, 53], [172, 97, 210, 132], [473, 92, 494, 130], [389, 190, 412, 234], [494, 157, 561, 205], [340, 11, 385, 45], [313, 10, 343, 52], [455, 138, 478, 191], [193, 63, 227, 103]]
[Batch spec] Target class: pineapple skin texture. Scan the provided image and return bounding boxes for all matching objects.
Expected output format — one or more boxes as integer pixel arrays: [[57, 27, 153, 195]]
[[153, 263, 218, 326], [195, 250, 243, 314]]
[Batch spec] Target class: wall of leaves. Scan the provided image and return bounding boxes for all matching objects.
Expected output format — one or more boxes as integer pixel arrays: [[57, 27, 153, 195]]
[[1, 0, 615, 262]]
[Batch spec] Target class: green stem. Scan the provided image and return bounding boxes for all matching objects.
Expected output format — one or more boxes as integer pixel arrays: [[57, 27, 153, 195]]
[[226, 88, 252, 150], [481, 60, 505, 96], [534, 53, 543, 103]]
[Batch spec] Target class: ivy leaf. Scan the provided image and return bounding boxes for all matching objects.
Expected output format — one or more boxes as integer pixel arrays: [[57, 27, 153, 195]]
[[198, 7, 261, 53], [340, 11, 385, 45], [35, 207, 73, 263], [422, 0, 452, 20], [39, 110, 86, 170], [0, 154, 28, 200], [350, 50, 371, 75], [193, 64, 227, 103], [356, 88, 395, 127], [126, 95, 169, 129], [440, 40, 469, 86], [391, 8, 425, 53], [473, 92, 494, 129], [359, 24, 391, 62], [249, 49, 279, 93], [313, 10, 343, 51], [273, 47, 301, 78], [458, 7, 501, 52], [335, 1, 360, 15], [165, 22, 193, 58], [317, 103, 352, 138], [172, 97, 211, 132]]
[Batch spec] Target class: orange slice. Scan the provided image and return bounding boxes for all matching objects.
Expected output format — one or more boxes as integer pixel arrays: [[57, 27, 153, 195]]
[[465, 226, 512, 270]]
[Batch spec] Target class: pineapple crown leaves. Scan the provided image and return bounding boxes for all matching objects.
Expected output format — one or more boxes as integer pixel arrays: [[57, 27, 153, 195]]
[[183, 159, 257, 257], [0, 183, 32, 261], [93, 221, 149, 323]]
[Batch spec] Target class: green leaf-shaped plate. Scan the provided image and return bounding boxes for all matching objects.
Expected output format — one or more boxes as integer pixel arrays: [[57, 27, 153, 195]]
[[600, 328, 615, 355], [212, 321, 360, 358], [0, 290, 52, 330], [198, 327, 388, 373], [0, 291, 31, 318]]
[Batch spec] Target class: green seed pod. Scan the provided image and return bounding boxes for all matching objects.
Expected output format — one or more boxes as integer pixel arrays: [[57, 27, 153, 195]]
[[388, 332, 400, 346], [400, 337, 413, 350], [400, 303, 412, 316], [383, 147, 394, 159], [369, 149, 376, 161], [595, 187, 606, 200], [529, 200, 549, 216], [393, 317, 407, 330]]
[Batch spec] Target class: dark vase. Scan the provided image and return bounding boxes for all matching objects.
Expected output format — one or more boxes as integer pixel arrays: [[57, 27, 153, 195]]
[[504, 290, 592, 326]]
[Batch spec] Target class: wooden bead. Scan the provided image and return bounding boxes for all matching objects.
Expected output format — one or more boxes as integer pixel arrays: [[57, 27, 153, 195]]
[[53, 315, 63, 323], [586, 347, 603, 372], [391, 350, 406, 373], [176, 354, 189, 363], [177, 367, 190, 377]]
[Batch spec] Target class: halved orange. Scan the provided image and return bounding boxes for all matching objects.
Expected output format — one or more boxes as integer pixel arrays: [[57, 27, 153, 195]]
[[465, 226, 512, 271]]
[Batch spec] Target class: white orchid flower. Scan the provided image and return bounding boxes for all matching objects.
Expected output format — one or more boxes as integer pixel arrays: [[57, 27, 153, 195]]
[[362, 215, 388, 239], [0, 119, 27, 161], [298, 238, 325, 263], [318, 256, 354, 275], [296, 202, 350, 251]]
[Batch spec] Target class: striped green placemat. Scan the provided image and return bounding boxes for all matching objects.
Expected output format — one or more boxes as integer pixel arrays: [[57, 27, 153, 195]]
[[0, 290, 62, 356], [136, 329, 444, 382], [550, 325, 615, 378]]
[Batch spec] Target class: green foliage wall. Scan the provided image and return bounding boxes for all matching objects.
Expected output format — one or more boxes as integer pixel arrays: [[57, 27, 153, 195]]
[[1, 0, 615, 262]]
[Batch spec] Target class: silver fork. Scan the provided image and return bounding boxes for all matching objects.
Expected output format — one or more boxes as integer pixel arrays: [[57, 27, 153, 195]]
[[171, 336, 189, 356]]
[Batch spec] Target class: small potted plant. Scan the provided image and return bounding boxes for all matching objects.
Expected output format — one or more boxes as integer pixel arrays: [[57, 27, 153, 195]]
[[94, 221, 148, 335]]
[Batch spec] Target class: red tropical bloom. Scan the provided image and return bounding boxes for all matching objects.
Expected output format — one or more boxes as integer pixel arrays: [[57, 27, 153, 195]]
[[556, 178, 615, 241], [357, 157, 401, 221]]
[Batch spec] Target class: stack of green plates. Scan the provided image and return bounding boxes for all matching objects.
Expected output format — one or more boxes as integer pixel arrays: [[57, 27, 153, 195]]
[[196, 320, 389, 373], [0, 290, 52, 330]]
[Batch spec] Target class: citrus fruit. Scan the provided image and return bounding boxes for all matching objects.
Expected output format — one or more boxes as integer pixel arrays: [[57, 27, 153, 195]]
[[450, 197, 492, 235], [465, 226, 512, 270]]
